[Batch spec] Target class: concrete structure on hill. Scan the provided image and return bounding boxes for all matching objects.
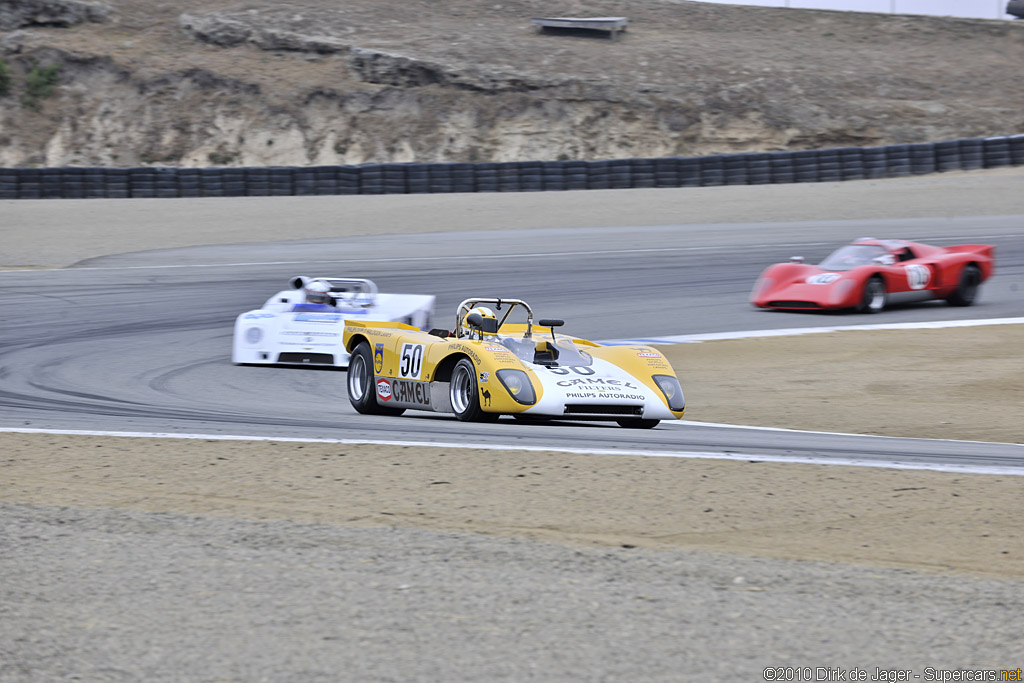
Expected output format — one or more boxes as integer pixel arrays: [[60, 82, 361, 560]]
[[693, 0, 1014, 20]]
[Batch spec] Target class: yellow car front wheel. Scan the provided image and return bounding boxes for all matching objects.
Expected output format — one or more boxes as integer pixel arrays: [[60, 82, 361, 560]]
[[450, 358, 498, 423]]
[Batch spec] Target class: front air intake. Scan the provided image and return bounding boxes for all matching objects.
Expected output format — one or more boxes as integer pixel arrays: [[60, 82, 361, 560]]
[[564, 404, 643, 416], [277, 352, 335, 364], [769, 301, 820, 309]]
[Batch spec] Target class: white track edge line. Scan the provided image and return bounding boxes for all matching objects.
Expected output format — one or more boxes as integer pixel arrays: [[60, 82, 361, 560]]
[[601, 316, 1024, 345], [672, 420, 1024, 447], [1, 427, 1021, 476]]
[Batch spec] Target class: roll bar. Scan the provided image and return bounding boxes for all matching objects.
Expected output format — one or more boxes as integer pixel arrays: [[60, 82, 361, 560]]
[[290, 276, 378, 306], [455, 298, 533, 339]]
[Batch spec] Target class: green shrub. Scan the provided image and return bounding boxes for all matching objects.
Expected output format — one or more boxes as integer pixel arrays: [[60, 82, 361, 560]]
[[23, 63, 62, 110], [0, 60, 11, 97], [207, 151, 236, 165]]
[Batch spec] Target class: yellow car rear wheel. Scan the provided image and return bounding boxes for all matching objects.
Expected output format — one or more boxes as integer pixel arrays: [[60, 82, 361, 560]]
[[347, 342, 405, 416]]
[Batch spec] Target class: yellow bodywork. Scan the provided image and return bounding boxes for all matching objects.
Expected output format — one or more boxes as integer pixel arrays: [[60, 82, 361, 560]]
[[343, 320, 540, 414], [343, 319, 684, 418]]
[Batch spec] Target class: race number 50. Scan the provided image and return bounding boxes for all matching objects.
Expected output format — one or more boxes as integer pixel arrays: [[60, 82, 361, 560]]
[[400, 343, 424, 380]]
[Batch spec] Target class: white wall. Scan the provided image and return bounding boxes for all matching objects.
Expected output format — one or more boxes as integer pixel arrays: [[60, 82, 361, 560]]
[[691, 0, 1014, 20]]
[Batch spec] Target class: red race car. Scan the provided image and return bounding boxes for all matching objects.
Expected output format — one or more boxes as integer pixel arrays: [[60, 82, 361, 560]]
[[750, 238, 995, 313]]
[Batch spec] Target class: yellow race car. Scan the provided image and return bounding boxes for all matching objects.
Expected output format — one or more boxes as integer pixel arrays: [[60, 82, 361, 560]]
[[343, 298, 685, 428]]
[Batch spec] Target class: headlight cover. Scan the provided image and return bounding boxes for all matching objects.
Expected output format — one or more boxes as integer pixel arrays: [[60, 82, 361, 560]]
[[496, 369, 537, 405], [652, 374, 685, 412], [245, 327, 263, 344], [751, 277, 772, 298], [832, 277, 855, 303]]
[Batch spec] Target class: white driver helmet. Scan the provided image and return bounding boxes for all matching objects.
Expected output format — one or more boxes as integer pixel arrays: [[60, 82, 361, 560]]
[[304, 281, 332, 305], [462, 306, 497, 337]]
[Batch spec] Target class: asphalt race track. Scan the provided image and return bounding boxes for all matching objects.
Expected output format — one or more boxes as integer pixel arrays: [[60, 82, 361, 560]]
[[1, 213, 1022, 470]]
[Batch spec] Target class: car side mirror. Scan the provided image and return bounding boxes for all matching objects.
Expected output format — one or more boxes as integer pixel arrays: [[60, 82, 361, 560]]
[[466, 312, 482, 329], [538, 319, 564, 343], [872, 254, 896, 266], [790, 256, 804, 264]]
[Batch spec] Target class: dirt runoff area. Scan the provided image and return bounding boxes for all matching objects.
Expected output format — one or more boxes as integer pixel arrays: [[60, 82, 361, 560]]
[[3, 324, 1021, 580]]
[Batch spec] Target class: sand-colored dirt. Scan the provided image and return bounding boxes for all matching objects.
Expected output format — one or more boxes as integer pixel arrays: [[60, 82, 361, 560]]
[[662, 323, 1024, 444]]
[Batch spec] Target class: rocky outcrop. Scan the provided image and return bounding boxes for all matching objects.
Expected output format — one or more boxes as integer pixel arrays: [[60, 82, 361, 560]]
[[2, 0, 1023, 167], [178, 13, 349, 53], [0, 0, 110, 31], [180, 13, 560, 93]]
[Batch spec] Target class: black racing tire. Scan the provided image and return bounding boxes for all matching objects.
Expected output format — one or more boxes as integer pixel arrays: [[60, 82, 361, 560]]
[[449, 358, 499, 422], [616, 418, 660, 429], [946, 264, 981, 307], [857, 276, 887, 313], [347, 342, 405, 416]]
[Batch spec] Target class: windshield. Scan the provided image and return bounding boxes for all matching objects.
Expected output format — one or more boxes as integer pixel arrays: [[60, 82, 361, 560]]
[[818, 244, 888, 271], [493, 332, 593, 367], [549, 335, 593, 367]]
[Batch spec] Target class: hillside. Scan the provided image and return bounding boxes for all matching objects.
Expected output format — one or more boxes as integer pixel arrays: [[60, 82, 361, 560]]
[[1, 0, 1023, 167]]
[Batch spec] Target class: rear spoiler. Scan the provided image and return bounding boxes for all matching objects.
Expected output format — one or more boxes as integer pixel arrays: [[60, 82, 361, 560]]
[[943, 245, 995, 260], [344, 320, 419, 331]]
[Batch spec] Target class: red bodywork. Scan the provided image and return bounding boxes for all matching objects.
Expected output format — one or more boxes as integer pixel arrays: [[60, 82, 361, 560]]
[[750, 239, 995, 312]]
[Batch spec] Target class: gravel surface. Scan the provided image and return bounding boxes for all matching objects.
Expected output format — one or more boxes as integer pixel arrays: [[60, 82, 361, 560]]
[[2, 503, 1021, 682]]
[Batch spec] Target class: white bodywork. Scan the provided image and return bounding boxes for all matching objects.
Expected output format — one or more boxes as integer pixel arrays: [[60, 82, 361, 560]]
[[233, 277, 435, 368], [521, 356, 680, 421], [443, 298, 682, 421]]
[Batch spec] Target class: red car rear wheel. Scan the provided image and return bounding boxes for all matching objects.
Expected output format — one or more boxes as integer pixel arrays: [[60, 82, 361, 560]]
[[947, 264, 981, 307]]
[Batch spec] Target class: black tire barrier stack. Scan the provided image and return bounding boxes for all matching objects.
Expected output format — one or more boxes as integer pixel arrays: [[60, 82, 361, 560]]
[[1, 134, 1022, 200]]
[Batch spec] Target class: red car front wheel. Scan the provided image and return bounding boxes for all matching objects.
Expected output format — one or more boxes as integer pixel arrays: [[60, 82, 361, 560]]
[[857, 276, 886, 313]]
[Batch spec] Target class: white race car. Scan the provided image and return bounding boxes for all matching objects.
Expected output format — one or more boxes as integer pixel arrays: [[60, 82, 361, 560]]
[[232, 276, 435, 368]]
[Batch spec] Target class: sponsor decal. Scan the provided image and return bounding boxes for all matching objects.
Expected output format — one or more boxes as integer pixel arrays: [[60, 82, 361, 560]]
[[282, 330, 338, 337], [399, 343, 425, 380], [390, 379, 431, 407], [449, 343, 481, 363], [806, 273, 841, 285], [243, 312, 275, 320], [376, 379, 392, 401], [281, 338, 333, 347], [479, 372, 489, 383], [366, 329, 393, 338], [294, 313, 343, 322], [374, 343, 384, 374], [566, 392, 645, 400], [485, 346, 508, 353], [905, 264, 931, 290], [636, 352, 660, 358], [556, 377, 640, 390]]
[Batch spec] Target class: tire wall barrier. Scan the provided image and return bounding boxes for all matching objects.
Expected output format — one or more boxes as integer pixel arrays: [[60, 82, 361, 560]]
[[1, 135, 1022, 200]]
